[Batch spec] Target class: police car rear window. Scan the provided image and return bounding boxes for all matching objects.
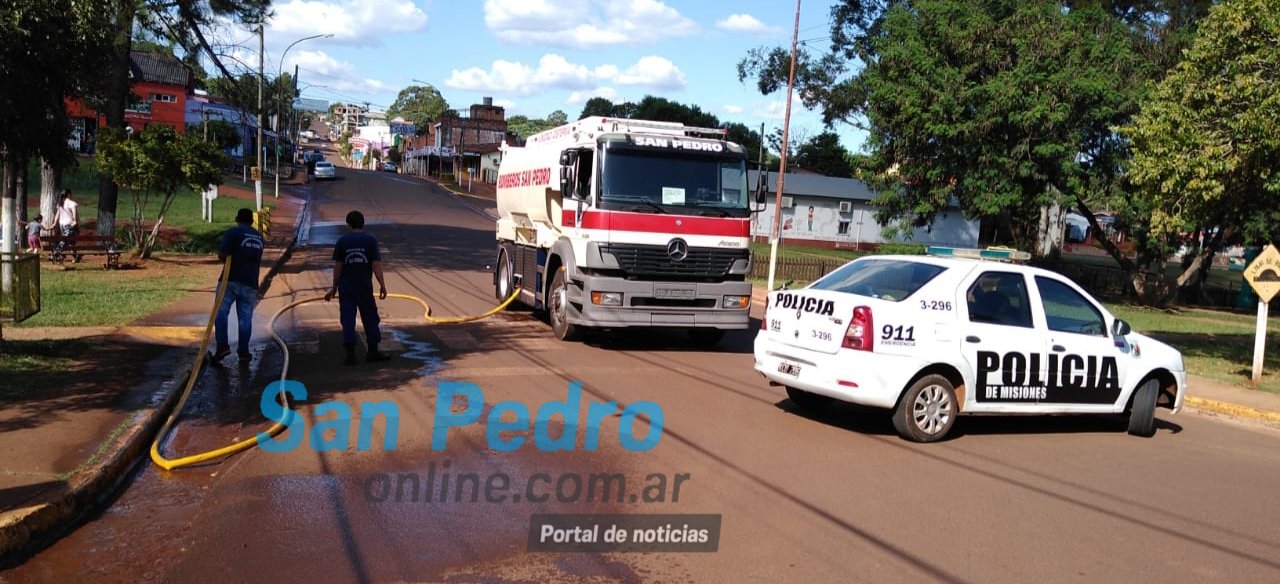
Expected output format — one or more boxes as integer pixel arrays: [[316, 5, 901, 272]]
[[811, 259, 946, 302]]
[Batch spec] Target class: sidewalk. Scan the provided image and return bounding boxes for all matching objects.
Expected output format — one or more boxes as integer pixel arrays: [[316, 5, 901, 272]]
[[0, 180, 307, 564]]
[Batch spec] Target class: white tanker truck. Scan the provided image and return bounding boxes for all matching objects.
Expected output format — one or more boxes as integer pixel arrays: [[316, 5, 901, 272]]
[[494, 116, 757, 343]]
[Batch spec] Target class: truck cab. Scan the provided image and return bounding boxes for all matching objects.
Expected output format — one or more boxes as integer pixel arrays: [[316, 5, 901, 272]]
[[495, 117, 756, 343]]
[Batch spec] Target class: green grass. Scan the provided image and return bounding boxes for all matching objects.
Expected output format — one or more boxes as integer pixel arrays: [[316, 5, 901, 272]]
[[0, 340, 87, 399], [25, 157, 272, 254], [1107, 303, 1280, 394], [15, 260, 209, 327]]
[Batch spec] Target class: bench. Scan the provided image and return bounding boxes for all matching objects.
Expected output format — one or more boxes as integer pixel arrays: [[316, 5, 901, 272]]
[[42, 234, 122, 269]]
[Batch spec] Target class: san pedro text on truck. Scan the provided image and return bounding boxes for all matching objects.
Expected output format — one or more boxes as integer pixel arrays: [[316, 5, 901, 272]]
[[494, 117, 759, 343]]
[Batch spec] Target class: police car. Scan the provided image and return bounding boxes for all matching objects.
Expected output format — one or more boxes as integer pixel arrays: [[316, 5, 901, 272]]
[[754, 247, 1187, 442]]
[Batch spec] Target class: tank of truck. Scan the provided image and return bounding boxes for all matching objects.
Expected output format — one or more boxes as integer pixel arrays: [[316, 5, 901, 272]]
[[495, 142, 564, 233]]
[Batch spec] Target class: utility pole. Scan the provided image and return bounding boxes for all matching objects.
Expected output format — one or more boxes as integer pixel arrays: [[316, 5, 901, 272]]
[[766, 0, 802, 293], [255, 22, 264, 211]]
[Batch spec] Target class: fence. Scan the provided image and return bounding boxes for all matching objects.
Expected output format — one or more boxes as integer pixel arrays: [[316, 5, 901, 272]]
[[0, 253, 41, 323], [750, 257, 839, 284]]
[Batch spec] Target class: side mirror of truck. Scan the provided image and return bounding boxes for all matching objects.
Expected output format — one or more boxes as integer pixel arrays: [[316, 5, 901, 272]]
[[1111, 318, 1131, 337], [560, 166, 577, 200], [559, 149, 585, 201], [750, 172, 768, 213]]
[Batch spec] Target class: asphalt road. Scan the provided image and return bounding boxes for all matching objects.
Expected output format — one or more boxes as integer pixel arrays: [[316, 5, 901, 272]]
[[6, 164, 1280, 583]]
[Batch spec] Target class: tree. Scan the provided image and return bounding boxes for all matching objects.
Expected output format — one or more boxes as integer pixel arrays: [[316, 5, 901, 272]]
[[387, 85, 448, 132], [580, 97, 620, 119], [92, 0, 273, 239], [506, 115, 556, 140], [96, 125, 228, 258], [2, 0, 113, 289], [546, 110, 569, 126], [739, 0, 1216, 300], [794, 131, 852, 178], [1123, 0, 1280, 301]]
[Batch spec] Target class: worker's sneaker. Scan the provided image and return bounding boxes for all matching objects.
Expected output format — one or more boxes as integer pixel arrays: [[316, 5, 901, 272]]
[[366, 350, 391, 363], [209, 346, 231, 363], [344, 347, 358, 366]]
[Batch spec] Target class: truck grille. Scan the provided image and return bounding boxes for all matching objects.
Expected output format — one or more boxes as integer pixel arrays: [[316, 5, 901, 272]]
[[601, 244, 748, 278]]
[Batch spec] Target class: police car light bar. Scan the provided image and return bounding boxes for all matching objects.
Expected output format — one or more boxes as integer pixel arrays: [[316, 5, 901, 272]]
[[926, 246, 1031, 262]]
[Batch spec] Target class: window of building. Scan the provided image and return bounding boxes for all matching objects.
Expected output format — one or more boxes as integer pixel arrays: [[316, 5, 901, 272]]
[[150, 93, 176, 103], [838, 221, 851, 235]]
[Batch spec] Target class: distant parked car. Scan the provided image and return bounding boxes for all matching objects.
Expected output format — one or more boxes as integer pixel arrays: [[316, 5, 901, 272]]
[[314, 161, 336, 180], [381, 161, 397, 173]]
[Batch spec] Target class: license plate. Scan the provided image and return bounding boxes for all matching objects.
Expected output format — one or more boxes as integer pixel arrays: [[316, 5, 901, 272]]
[[778, 362, 801, 376], [656, 288, 696, 300]]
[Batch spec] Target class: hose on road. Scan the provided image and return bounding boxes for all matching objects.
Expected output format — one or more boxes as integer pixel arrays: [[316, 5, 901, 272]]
[[149, 259, 521, 470]]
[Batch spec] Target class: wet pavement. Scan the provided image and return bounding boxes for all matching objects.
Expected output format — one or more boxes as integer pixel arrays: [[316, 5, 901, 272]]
[[6, 165, 1280, 583]]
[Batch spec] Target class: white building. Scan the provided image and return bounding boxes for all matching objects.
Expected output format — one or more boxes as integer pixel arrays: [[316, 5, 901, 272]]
[[749, 170, 979, 250]]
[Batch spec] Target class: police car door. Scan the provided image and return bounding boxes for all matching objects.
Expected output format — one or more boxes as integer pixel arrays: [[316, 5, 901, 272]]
[[960, 270, 1051, 413], [1028, 274, 1126, 412]]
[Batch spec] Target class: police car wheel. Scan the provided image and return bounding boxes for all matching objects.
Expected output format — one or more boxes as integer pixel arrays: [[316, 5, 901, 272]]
[[892, 375, 957, 443], [1127, 379, 1159, 438], [786, 386, 833, 411], [549, 269, 579, 341]]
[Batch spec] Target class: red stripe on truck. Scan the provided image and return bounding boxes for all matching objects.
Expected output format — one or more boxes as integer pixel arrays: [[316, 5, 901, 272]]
[[561, 210, 749, 237]]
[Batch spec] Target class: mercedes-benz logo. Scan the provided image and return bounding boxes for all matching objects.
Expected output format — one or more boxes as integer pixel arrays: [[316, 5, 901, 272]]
[[667, 238, 689, 262]]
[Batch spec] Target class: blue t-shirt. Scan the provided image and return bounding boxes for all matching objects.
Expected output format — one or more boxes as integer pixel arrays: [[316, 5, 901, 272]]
[[333, 231, 381, 291], [219, 224, 264, 287]]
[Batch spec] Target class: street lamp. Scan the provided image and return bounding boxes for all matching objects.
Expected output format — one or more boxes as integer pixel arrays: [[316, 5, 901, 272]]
[[275, 33, 333, 199]]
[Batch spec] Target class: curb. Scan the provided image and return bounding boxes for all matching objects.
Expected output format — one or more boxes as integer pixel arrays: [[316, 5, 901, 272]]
[[1184, 396, 1280, 425], [0, 348, 197, 566]]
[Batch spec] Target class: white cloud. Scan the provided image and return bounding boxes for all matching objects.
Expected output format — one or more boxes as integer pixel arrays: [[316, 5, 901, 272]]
[[269, 0, 428, 46], [492, 98, 518, 110], [566, 87, 619, 105], [613, 56, 685, 89], [289, 50, 392, 95], [715, 13, 775, 34], [483, 0, 697, 48], [723, 104, 744, 114], [446, 54, 685, 95]]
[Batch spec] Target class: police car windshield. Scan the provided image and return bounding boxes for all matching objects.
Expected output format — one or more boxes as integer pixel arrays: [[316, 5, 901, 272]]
[[599, 149, 749, 214], [812, 259, 946, 302]]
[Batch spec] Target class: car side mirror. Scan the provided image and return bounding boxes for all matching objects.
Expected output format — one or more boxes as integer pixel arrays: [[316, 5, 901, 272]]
[[1111, 319, 1131, 337]]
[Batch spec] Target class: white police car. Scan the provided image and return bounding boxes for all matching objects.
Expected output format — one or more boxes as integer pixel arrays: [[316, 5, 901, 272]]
[[754, 247, 1187, 442]]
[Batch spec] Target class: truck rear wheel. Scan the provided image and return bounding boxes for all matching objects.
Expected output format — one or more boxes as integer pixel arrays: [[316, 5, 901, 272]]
[[549, 269, 579, 341]]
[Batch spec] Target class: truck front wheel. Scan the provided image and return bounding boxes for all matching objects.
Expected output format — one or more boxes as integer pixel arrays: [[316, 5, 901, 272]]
[[549, 268, 579, 341], [495, 248, 514, 302]]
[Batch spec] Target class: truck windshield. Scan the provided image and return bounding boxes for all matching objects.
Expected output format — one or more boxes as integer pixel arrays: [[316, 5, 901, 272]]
[[598, 148, 749, 215]]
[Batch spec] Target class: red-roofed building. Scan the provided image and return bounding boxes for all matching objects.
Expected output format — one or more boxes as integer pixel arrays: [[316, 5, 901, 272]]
[[65, 50, 193, 153]]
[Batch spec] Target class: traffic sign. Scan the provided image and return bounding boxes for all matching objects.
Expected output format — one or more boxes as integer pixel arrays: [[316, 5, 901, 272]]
[[1243, 244, 1280, 302], [251, 166, 261, 181]]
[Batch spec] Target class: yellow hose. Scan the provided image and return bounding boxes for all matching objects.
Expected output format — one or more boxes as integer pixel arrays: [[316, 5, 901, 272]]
[[150, 260, 522, 470]]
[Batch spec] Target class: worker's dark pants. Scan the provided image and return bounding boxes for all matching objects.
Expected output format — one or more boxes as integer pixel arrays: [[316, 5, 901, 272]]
[[339, 288, 381, 348]]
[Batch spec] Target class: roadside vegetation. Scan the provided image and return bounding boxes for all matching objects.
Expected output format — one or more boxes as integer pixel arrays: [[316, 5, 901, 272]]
[[15, 257, 216, 328]]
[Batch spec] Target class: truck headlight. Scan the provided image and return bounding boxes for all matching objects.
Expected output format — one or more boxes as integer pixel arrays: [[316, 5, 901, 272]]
[[722, 295, 750, 309], [591, 291, 623, 306]]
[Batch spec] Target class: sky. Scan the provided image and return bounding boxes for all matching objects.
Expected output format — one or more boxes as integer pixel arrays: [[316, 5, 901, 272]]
[[224, 0, 867, 152]]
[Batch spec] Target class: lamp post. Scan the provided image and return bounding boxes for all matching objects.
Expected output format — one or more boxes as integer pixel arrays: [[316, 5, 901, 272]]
[[275, 33, 333, 199]]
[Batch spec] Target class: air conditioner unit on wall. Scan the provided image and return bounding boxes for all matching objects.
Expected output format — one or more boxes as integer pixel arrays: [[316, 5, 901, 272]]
[[838, 201, 853, 213], [780, 196, 794, 208]]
